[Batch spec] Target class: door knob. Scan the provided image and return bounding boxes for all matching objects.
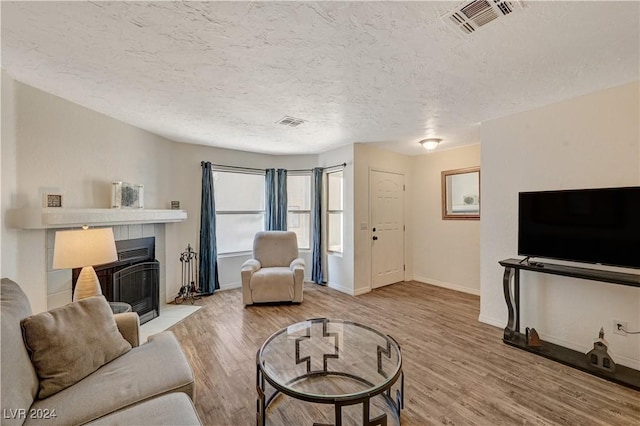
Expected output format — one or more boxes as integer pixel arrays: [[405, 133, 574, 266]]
[[372, 236, 378, 241]]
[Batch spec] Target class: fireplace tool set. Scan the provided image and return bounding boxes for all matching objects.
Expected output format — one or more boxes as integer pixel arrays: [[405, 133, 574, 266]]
[[175, 244, 201, 305]]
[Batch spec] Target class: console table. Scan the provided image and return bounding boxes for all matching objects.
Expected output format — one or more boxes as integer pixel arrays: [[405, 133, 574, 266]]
[[500, 258, 640, 391]]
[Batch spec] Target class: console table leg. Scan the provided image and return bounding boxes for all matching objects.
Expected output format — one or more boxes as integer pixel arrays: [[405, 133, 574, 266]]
[[514, 269, 520, 334], [503, 266, 517, 340]]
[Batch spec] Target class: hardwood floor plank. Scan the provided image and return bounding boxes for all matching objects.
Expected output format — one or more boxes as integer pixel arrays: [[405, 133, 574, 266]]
[[169, 282, 640, 425]]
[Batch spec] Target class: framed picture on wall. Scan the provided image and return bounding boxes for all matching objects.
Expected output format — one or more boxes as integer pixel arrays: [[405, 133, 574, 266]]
[[441, 167, 480, 220]]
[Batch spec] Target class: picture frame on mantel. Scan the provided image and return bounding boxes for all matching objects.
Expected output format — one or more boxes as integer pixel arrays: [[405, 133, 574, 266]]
[[111, 181, 144, 209], [441, 167, 480, 220], [43, 193, 64, 208]]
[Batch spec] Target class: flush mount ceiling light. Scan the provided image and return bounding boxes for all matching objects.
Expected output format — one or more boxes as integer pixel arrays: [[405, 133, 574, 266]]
[[419, 138, 442, 151]]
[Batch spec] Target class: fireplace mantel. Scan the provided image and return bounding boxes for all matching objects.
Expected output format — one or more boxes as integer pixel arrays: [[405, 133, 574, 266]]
[[7, 208, 187, 229]]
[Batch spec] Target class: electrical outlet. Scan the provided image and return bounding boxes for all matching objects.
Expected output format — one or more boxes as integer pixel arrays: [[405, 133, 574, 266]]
[[613, 320, 628, 336]]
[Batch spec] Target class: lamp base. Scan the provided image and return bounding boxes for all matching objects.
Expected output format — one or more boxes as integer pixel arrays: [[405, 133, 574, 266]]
[[73, 266, 103, 301]]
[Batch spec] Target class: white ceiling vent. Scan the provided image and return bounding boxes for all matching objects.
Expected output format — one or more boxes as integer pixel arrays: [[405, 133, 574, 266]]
[[276, 116, 306, 127], [443, 0, 524, 35]]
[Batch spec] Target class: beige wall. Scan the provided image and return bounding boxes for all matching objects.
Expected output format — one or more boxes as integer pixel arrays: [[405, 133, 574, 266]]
[[2, 71, 18, 282], [480, 81, 640, 368], [349, 143, 483, 296], [411, 144, 481, 294], [353, 143, 413, 294]]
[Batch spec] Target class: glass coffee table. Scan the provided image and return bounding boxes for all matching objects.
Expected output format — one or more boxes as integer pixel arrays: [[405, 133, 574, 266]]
[[256, 318, 404, 426]]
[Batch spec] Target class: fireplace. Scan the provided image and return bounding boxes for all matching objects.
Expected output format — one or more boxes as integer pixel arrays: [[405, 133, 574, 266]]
[[72, 237, 160, 324]]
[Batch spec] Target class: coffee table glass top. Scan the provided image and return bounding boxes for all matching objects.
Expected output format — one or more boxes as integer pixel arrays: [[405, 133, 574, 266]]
[[258, 318, 402, 401]]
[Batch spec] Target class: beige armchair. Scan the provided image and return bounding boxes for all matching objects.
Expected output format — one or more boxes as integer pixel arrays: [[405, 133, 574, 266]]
[[241, 231, 305, 305]]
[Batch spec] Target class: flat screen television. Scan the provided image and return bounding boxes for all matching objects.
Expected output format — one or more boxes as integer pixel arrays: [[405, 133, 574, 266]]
[[518, 186, 640, 269]]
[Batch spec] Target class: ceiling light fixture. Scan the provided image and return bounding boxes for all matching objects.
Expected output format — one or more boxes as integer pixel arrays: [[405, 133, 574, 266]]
[[419, 138, 442, 151]]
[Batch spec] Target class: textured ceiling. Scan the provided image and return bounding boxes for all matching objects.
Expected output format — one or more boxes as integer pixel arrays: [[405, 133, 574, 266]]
[[2, 1, 639, 155]]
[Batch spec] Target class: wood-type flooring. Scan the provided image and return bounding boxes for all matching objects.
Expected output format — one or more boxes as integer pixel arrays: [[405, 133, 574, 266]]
[[169, 281, 640, 425]]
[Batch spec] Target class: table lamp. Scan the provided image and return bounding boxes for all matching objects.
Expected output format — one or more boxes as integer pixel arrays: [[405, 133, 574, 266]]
[[53, 227, 118, 301]]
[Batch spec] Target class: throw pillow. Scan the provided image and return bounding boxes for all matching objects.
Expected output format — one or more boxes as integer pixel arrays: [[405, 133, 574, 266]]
[[20, 296, 132, 399]]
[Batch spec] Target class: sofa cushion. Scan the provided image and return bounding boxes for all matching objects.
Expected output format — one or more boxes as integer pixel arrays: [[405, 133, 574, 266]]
[[1, 278, 39, 426], [250, 267, 294, 290], [26, 331, 195, 426], [250, 267, 295, 302], [21, 296, 132, 399], [85, 392, 201, 426]]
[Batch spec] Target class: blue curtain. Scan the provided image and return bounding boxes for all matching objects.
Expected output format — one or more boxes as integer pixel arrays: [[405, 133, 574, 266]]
[[276, 169, 288, 230], [199, 161, 219, 295], [312, 167, 324, 284], [265, 169, 277, 230]]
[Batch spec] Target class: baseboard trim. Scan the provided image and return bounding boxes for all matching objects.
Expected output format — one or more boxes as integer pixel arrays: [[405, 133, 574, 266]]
[[219, 277, 313, 292], [539, 333, 640, 370], [219, 282, 241, 291], [413, 275, 480, 296], [219, 279, 327, 292], [327, 282, 356, 296], [478, 314, 504, 328], [477, 314, 640, 370], [354, 286, 371, 296]]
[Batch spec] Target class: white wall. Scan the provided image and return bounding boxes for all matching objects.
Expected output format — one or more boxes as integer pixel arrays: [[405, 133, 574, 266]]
[[13, 84, 177, 210], [480, 81, 640, 368], [411, 144, 481, 295], [318, 145, 354, 294]]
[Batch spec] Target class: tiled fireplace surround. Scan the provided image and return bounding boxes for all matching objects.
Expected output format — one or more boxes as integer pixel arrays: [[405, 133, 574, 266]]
[[46, 223, 167, 311]]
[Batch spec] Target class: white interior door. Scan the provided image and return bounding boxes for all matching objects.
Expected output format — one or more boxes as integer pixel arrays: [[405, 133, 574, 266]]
[[370, 170, 405, 289]]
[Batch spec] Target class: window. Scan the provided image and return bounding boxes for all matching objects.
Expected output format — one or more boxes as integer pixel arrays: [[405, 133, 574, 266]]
[[214, 171, 265, 254], [287, 174, 311, 250], [327, 171, 343, 253]]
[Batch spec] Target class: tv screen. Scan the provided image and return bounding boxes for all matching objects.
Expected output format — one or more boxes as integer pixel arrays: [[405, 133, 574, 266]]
[[518, 186, 640, 269]]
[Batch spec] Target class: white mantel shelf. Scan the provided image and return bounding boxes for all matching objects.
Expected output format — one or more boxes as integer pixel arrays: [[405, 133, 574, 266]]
[[7, 208, 188, 229]]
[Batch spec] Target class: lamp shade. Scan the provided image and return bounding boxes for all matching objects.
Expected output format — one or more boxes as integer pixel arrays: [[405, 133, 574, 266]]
[[53, 228, 118, 269]]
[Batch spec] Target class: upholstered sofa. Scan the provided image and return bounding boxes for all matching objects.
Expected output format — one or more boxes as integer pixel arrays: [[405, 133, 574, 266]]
[[1, 278, 201, 425], [241, 231, 305, 305]]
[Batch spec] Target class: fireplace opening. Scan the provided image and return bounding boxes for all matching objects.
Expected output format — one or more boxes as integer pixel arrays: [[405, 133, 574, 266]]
[[72, 237, 160, 324]]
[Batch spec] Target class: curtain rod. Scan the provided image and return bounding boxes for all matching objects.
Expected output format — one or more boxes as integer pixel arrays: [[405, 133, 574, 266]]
[[201, 162, 347, 174], [288, 163, 347, 173], [323, 162, 347, 172], [202, 162, 264, 173]]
